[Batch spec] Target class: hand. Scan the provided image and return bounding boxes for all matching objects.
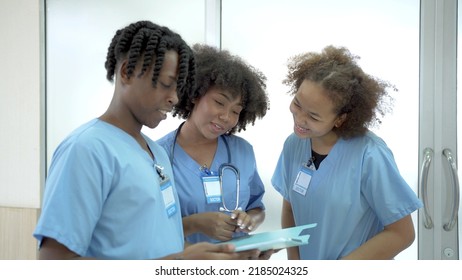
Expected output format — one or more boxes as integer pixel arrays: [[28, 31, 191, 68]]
[[193, 212, 239, 241], [236, 249, 262, 260], [258, 249, 276, 260], [230, 210, 256, 233], [178, 242, 260, 260]]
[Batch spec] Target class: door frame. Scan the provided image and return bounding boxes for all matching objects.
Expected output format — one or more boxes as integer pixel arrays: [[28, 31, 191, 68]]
[[418, 0, 459, 260]]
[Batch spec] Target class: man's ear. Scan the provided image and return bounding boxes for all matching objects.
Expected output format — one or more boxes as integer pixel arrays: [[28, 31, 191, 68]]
[[118, 60, 131, 84]]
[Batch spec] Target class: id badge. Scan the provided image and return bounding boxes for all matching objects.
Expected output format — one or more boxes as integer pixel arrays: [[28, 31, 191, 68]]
[[292, 165, 314, 196], [160, 179, 177, 217], [202, 176, 222, 204]]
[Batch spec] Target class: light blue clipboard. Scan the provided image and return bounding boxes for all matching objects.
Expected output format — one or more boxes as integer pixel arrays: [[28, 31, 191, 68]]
[[221, 223, 317, 252]]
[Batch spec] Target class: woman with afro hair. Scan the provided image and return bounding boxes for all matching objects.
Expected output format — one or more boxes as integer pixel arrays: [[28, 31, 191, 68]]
[[272, 45, 422, 260], [157, 44, 270, 250]]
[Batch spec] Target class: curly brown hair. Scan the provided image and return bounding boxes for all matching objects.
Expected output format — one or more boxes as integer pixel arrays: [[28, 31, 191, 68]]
[[172, 44, 269, 134], [105, 20, 195, 99], [284, 45, 395, 139]]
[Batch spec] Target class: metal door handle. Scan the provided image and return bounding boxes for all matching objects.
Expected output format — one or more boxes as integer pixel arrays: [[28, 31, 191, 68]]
[[419, 148, 434, 229], [442, 148, 460, 231]]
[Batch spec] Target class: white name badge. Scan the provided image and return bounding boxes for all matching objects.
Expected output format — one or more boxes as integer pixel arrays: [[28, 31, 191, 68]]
[[202, 176, 222, 204], [160, 179, 177, 217], [292, 165, 314, 196]]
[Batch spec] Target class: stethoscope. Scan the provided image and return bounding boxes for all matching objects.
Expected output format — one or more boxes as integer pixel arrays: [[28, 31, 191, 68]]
[[171, 122, 242, 212]]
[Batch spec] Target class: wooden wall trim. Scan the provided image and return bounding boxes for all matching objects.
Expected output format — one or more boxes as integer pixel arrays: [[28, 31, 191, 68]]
[[0, 207, 39, 260]]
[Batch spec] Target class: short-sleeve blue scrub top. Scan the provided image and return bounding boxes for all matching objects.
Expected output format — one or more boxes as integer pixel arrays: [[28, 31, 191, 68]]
[[271, 132, 423, 260], [157, 130, 265, 244], [33, 119, 184, 259]]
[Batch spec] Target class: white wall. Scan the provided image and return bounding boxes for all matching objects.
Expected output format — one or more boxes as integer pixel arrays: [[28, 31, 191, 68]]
[[0, 0, 44, 209], [0, 0, 43, 259]]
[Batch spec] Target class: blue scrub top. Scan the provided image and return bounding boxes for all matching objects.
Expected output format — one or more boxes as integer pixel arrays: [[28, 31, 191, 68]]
[[157, 130, 265, 244], [34, 119, 184, 259], [272, 132, 423, 260]]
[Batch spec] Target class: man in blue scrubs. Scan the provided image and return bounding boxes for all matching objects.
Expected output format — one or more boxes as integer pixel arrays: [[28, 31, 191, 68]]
[[33, 21, 259, 260]]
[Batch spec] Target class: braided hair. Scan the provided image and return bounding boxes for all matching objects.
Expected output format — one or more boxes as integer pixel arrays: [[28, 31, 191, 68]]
[[173, 44, 269, 134], [105, 20, 195, 99]]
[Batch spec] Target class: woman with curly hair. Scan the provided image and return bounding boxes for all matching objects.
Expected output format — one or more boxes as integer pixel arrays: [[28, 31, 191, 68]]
[[157, 44, 270, 248], [272, 45, 422, 260]]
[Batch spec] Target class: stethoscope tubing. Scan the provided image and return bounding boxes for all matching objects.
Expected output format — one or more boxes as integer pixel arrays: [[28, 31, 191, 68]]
[[218, 164, 241, 212], [171, 122, 241, 212]]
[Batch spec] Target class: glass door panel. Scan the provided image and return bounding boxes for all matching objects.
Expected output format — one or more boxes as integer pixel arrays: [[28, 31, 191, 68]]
[[46, 0, 205, 169], [222, 0, 420, 259]]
